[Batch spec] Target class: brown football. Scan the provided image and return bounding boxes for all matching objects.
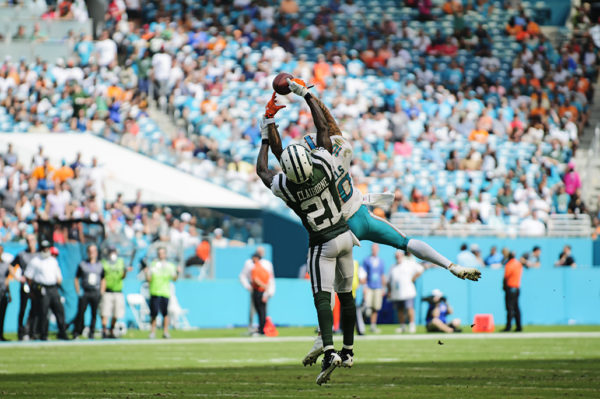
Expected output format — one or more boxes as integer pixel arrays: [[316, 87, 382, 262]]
[[272, 72, 293, 95]]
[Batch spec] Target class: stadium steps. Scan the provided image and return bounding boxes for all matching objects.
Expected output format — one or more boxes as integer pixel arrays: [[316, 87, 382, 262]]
[[146, 103, 181, 142]]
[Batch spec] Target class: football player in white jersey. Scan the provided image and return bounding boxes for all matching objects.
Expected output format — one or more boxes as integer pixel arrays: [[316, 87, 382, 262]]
[[267, 81, 481, 366]]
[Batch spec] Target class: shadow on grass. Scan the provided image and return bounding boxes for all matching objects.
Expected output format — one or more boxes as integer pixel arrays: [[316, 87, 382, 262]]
[[3, 359, 600, 399]]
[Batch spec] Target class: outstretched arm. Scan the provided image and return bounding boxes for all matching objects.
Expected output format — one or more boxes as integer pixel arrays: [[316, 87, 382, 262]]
[[267, 123, 283, 161], [257, 140, 277, 188], [263, 92, 286, 160], [287, 78, 331, 152], [313, 96, 342, 137]]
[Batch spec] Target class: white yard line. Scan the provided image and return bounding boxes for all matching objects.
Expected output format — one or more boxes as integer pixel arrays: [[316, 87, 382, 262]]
[[0, 331, 598, 349]]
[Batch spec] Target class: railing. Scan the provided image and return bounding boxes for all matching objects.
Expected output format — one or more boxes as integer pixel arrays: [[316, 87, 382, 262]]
[[390, 212, 593, 237]]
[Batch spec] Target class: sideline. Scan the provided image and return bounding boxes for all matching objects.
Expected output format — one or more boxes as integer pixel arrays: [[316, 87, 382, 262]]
[[1, 331, 599, 349]]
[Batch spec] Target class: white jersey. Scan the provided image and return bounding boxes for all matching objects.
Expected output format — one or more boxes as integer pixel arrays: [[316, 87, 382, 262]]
[[302, 134, 362, 219]]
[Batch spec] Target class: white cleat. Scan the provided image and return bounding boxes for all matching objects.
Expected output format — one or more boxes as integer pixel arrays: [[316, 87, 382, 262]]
[[449, 264, 481, 281], [316, 352, 341, 385], [303, 335, 324, 366], [338, 349, 354, 368]]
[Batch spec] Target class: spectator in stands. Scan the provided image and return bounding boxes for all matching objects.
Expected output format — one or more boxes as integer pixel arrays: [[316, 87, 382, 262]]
[[518, 211, 546, 236], [387, 251, 423, 334], [239, 248, 275, 336], [425, 289, 461, 333], [520, 246, 541, 269], [0, 244, 16, 341], [73, 244, 105, 339], [563, 162, 581, 196], [12, 25, 27, 41], [502, 251, 522, 332], [555, 245, 576, 268], [362, 243, 386, 333], [457, 243, 483, 268], [212, 228, 229, 248], [484, 246, 503, 268], [146, 247, 179, 339]]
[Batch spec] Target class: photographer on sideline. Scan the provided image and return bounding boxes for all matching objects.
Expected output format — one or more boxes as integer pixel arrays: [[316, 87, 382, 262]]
[[424, 289, 461, 333]]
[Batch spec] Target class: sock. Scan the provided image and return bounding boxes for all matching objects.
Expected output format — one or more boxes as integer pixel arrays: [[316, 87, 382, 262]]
[[314, 291, 334, 349], [338, 292, 356, 347], [407, 239, 452, 269]]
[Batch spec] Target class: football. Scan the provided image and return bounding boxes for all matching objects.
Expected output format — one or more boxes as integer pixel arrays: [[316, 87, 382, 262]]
[[272, 72, 294, 95]]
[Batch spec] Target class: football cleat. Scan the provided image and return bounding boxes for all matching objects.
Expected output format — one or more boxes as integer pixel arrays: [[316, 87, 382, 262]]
[[448, 263, 481, 281], [316, 351, 341, 385], [303, 335, 324, 366], [338, 349, 354, 368]]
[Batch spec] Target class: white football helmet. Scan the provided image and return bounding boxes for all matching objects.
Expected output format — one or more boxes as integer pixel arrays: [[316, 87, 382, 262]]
[[280, 144, 313, 183]]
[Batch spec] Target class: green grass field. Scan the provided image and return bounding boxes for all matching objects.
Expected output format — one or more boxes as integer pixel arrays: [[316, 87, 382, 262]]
[[1, 326, 599, 399]]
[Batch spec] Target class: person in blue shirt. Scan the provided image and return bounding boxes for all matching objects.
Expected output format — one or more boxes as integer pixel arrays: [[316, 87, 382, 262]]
[[425, 289, 461, 333], [484, 246, 503, 268], [361, 244, 386, 333], [457, 243, 484, 268]]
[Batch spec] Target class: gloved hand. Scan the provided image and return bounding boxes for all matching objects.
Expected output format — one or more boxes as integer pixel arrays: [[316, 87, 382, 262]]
[[260, 116, 276, 140], [286, 78, 308, 97], [264, 92, 285, 118]]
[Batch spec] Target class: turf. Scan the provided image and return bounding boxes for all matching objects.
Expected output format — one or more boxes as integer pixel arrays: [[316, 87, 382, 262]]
[[1, 330, 599, 398]]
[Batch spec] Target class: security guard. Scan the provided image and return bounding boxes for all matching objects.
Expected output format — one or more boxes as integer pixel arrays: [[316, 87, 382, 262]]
[[11, 234, 38, 340], [0, 244, 16, 341], [25, 240, 69, 340], [100, 247, 126, 338], [73, 244, 105, 339]]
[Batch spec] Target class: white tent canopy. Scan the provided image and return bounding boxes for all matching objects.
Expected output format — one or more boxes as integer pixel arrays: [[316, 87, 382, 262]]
[[0, 133, 260, 210]]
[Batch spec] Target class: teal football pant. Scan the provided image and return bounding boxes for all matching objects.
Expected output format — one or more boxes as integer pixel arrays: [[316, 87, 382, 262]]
[[347, 205, 410, 250]]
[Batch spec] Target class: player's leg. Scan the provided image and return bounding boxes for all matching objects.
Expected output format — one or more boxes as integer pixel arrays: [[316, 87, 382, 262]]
[[333, 231, 356, 368], [309, 239, 342, 385], [356, 206, 480, 281]]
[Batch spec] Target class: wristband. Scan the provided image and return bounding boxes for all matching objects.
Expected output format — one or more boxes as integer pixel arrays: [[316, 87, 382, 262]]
[[303, 92, 312, 100], [262, 139, 269, 145]]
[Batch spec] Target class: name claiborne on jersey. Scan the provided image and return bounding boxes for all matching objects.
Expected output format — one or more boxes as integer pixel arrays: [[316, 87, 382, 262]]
[[297, 176, 329, 201]]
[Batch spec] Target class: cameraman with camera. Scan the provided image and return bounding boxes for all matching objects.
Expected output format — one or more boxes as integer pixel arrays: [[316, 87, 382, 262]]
[[424, 289, 462, 333]]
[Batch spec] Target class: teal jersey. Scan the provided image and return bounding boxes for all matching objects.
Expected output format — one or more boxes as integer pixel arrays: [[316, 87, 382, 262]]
[[272, 148, 349, 246]]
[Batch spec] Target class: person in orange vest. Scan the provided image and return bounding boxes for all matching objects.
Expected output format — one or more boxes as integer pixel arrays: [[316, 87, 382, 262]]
[[239, 249, 275, 335], [502, 252, 523, 332]]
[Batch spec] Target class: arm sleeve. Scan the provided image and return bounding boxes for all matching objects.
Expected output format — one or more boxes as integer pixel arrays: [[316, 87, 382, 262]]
[[311, 148, 336, 179], [271, 172, 294, 203], [239, 260, 252, 291], [24, 260, 35, 279]]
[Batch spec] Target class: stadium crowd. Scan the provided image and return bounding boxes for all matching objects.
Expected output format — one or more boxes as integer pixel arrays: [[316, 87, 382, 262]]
[[0, 0, 599, 240]]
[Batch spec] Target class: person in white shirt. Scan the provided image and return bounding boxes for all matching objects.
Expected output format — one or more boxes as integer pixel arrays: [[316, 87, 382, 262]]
[[25, 241, 69, 340], [95, 31, 117, 67], [519, 211, 546, 236], [387, 251, 424, 333], [211, 228, 229, 248], [151, 48, 172, 100], [238, 247, 275, 335]]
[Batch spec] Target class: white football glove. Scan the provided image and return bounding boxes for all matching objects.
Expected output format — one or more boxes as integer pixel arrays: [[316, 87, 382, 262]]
[[260, 116, 276, 140], [287, 78, 308, 97], [363, 193, 395, 207], [448, 263, 482, 282]]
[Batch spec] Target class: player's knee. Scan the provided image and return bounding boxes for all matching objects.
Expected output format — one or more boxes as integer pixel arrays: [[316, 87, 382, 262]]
[[313, 291, 331, 308]]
